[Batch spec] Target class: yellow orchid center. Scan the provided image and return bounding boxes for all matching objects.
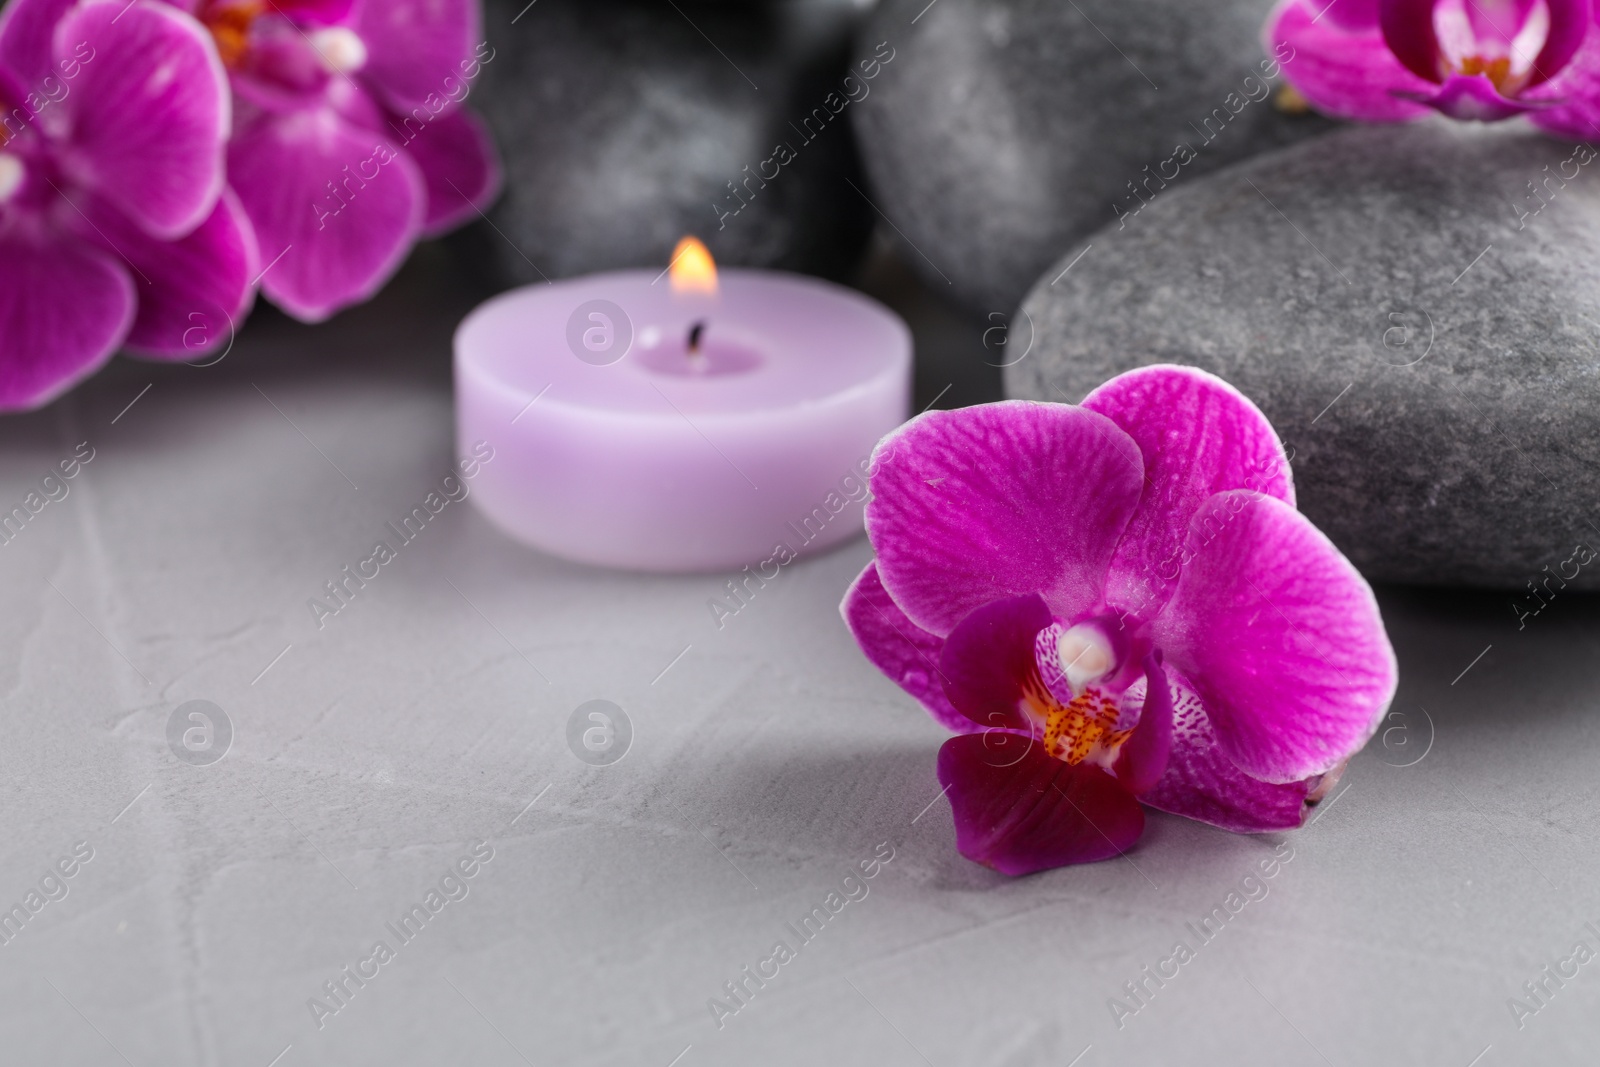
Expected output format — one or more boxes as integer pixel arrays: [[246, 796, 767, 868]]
[[200, 2, 366, 76], [202, 0, 263, 69], [1030, 679, 1133, 765], [1458, 54, 1517, 93]]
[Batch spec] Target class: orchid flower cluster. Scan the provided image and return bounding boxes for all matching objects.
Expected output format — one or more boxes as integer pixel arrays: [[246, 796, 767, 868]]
[[843, 366, 1398, 875], [1269, 0, 1600, 136], [0, 0, 499, 411]]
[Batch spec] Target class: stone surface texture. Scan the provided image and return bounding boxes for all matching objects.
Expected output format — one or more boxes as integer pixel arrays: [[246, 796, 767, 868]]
[[851, 0, 1332, 314]]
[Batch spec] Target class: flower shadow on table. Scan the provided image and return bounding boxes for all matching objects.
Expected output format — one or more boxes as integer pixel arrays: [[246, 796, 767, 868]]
[[694, 738, 1208, 892], [703, 581, 1600, 890]]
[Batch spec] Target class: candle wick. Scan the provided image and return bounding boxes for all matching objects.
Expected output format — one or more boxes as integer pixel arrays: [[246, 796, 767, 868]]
[[687, 320, 707, 355]]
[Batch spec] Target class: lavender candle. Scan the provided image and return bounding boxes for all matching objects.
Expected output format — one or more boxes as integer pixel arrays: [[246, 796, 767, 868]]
[[455, 240, 911, 571]]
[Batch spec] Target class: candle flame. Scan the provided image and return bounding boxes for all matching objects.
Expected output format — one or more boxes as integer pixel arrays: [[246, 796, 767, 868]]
[[669, 236, 718, 296]]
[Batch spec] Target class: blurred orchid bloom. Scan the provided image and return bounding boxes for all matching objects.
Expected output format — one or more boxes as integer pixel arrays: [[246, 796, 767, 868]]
[[1269, 0, 1600, 138], [184, 0, 501, 321], [0, 0, 250, 409]]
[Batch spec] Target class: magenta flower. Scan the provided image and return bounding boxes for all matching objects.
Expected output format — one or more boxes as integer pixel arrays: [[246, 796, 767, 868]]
[[1269, 0, 1600, 137], [841, 366, 1398, 876], [0, 0, 252, 409], [176, 0, 501, 321]]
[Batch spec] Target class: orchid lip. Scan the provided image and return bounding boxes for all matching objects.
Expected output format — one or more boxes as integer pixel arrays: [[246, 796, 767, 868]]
[[1024, 615, 1154, 771], [0, 154, 24, 204], [1392, 71, 1553, 117]]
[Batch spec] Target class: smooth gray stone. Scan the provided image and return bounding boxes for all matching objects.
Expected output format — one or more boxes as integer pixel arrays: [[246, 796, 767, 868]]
[[851, 0, 1332, 315], [1010, 121, 1600, 595], [469, 0, 875, 287]]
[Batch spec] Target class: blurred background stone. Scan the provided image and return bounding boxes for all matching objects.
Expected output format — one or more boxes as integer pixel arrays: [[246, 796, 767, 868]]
[[467, 0, 878, 287], [1011, 121, 1600, 593], [851, 0, 1333, 316]]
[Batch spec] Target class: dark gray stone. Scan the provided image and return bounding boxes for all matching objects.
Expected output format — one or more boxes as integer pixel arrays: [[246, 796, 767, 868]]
[[1010, 120, 1600, 593], [468, 0, 876, 287], [851, 0, 1332, 315]]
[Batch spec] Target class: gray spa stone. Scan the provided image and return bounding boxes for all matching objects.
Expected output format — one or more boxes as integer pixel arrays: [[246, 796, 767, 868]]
[[850, 0, 1333, 315], [469, 0, 875, 287], [1009, 120, 1600, 593]]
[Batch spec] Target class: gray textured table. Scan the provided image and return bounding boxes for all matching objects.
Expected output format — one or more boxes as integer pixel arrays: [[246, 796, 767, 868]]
[[2, 243, 1597, 1067]]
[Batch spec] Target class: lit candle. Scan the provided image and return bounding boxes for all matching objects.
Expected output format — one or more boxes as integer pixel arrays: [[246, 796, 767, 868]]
[[455, 239, 912, 571]]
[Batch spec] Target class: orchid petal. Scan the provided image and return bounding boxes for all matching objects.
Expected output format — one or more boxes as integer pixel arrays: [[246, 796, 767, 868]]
[[353, 0, 479, 116], [865, 400, 1144, 637], [228, 108, 424, 323], [938, 594, 1053, 733], [1323, 0, 1381, 30], [234, 16, 335, 105], [1528, 34, 1600, 136], [272, 0, 357, 24], [0, 231, 133, 410], [1111, 654, 1173, 795], [0, 63, 28, 122], [55, 0, 228, 238], [77, 187, 260, 359], [1082, 364, 1295, 622], [0, 0, 75, 88], [1141, 670, 1316, 832], [938, 732, 1145, 876], [1152, 491, 1397, 784], [397, 105, 501, 236], [1380, 0, 1448, 81], [1464, 0, 1538, 43], [1268, 0, 1436, 121], [1527, 0, 1591, 87], [841, 562, 971, 735]]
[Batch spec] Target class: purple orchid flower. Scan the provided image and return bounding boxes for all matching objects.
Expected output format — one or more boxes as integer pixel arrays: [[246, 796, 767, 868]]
[[1269, 0, 1600, 138], [170, 0, 501, 322], [841, 366, 1398, 876], [0, 0, 252, 410]]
